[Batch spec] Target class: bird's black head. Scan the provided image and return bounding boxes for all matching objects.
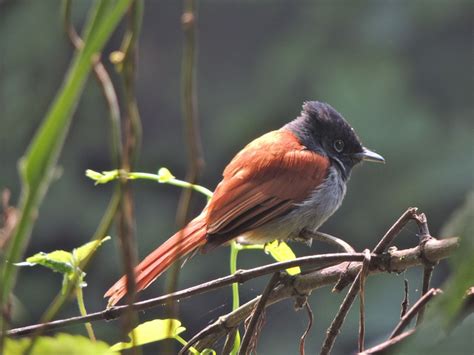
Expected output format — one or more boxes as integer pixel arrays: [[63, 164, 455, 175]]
[[285, 101, 384, 180]]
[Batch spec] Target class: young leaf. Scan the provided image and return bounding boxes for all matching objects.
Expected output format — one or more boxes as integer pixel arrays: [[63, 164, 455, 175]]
[[264, 240, 301, 275], [16, 236, 110, 277], [15, 250, 74, 274], [85, 169, 119, 185], [110, 319, 186, 351], [5, 333, 116, 355], [157, 167, 176, 183], [73, 236, 111, 264]]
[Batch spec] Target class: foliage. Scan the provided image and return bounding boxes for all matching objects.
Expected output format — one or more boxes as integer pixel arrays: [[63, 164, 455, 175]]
[[5, 333, 116, 355], [16, 237, 110, 293]]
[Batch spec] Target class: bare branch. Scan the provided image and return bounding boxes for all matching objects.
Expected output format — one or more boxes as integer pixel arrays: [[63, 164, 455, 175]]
[[192, 237, 457, 351], [359, 329, 415, 354], [6, 253, 364, 337], [299, 301, 314, 355], [413, 212, 435, 326], [4, 236, 457, 342], [358, 250, 371, 353], [389, 288, 442, 339], [301, 230, 356, 253], [372, 207, 419, 254], [401, 279, 409, 318], [239, 272, 280, 354], [320, 209, 422, 355]]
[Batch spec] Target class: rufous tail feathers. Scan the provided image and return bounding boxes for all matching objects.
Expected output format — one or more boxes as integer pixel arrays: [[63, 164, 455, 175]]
[[104, 214, 207, 306]]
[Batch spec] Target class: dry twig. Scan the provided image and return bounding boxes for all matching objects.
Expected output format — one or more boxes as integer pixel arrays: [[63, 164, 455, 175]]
[[192, 237, 457, 351], [389, 288, 442, 339], [239, 272, 280, 354], [299, 301, 314, 355]]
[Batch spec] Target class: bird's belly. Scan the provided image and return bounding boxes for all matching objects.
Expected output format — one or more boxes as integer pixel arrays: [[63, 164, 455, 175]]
[[238, 167, 346, 245]]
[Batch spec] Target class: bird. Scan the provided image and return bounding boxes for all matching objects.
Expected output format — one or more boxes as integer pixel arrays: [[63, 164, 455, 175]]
[[105, 101, 385, 305]]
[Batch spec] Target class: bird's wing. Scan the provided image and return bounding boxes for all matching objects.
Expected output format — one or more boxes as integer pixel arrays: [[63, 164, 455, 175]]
[[205, 129, 329, 248]]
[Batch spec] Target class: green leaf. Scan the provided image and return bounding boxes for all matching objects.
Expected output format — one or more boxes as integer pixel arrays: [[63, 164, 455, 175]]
[[85, 169, 120, 185], [157, 167, 176, 183], [0, 0, 133, 323], [16, 236, 110, 278], [5, 333, 116, 355], [73, 236, 111, 264], [264, 240, 301, 275], [16, 250, 74, 274], [110, 319, 186, 351]]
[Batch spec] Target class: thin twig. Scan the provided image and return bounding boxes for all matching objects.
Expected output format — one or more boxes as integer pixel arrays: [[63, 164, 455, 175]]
[[333, 208, 419, 293], [358, 249, 371, 353], [239, 272, 280, 354], [192, 237, 457, 351], [320, 270, 362, 355], [299, 301, 314, 355], [359, 329, 415, 354], [320, 209, 419, 355], [417, 266, 433, 326], [389, 288, 442, 339], [222, 328, 238, 355], [114, 2, 143, 349], [5, 238, 458, 341], [373, 208, 418, 254], [302, 230, 356, 253], [166, 1, 204, 345], [412, 213, 434, 326], [7, 253, 364, 338], [401, 279, 409, 318]]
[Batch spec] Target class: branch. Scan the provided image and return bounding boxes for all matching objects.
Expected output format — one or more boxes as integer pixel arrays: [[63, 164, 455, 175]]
[[6, 253, 365, 337], [239, 272, 280, 354], [5, 238, 457, 339], [165, 0, 204, 341], [191, 237, 457, 351], [359, 329, 415, 354], [389, 288, 442, 339], [320, 208, 422, 355]]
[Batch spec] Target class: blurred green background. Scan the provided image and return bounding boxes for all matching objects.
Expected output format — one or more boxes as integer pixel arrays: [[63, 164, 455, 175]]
[[1, 0, 472, 354]]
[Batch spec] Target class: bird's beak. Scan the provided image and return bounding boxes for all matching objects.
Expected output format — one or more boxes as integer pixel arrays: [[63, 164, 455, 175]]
[[354, 147, 385, 163]]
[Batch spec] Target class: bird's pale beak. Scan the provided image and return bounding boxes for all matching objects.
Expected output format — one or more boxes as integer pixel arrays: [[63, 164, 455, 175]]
[[354, 147, 385, 163]]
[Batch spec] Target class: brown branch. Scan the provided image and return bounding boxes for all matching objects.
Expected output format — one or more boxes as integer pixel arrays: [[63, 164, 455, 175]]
[[113, 2, 143, 349], [372, 207, 419, 254], [401, 279, 409, 318], [6, 253, 364, 337], [192, 237, 457, 351], [239, 272, 280, 354], [359, 329, 415, 354], [389, 288, 442, 339], [299, 301, 314, 355], [412, 212, 434, 326], [320, 209, 421, 355], [4, 237, 457, 341], [320, 266, 362, 354], [358, 249, 371, 353], [302, 230, 356, 253], [166, 2, 204, 347]]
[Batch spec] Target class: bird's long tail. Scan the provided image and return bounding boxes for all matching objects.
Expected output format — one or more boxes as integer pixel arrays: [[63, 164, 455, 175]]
[[104, 214, 207, 306]]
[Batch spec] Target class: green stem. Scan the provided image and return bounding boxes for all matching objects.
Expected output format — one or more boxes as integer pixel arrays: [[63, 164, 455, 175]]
[[229, 241, 241, 355], [128, 172, 213, 198], [76, 286, 96, 342], [175, 335, 199, 354], [0, 0, 131, 349]]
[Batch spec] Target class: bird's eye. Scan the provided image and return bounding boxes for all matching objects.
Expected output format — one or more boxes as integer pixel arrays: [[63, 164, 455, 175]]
[[333, 139, 344, 153]]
